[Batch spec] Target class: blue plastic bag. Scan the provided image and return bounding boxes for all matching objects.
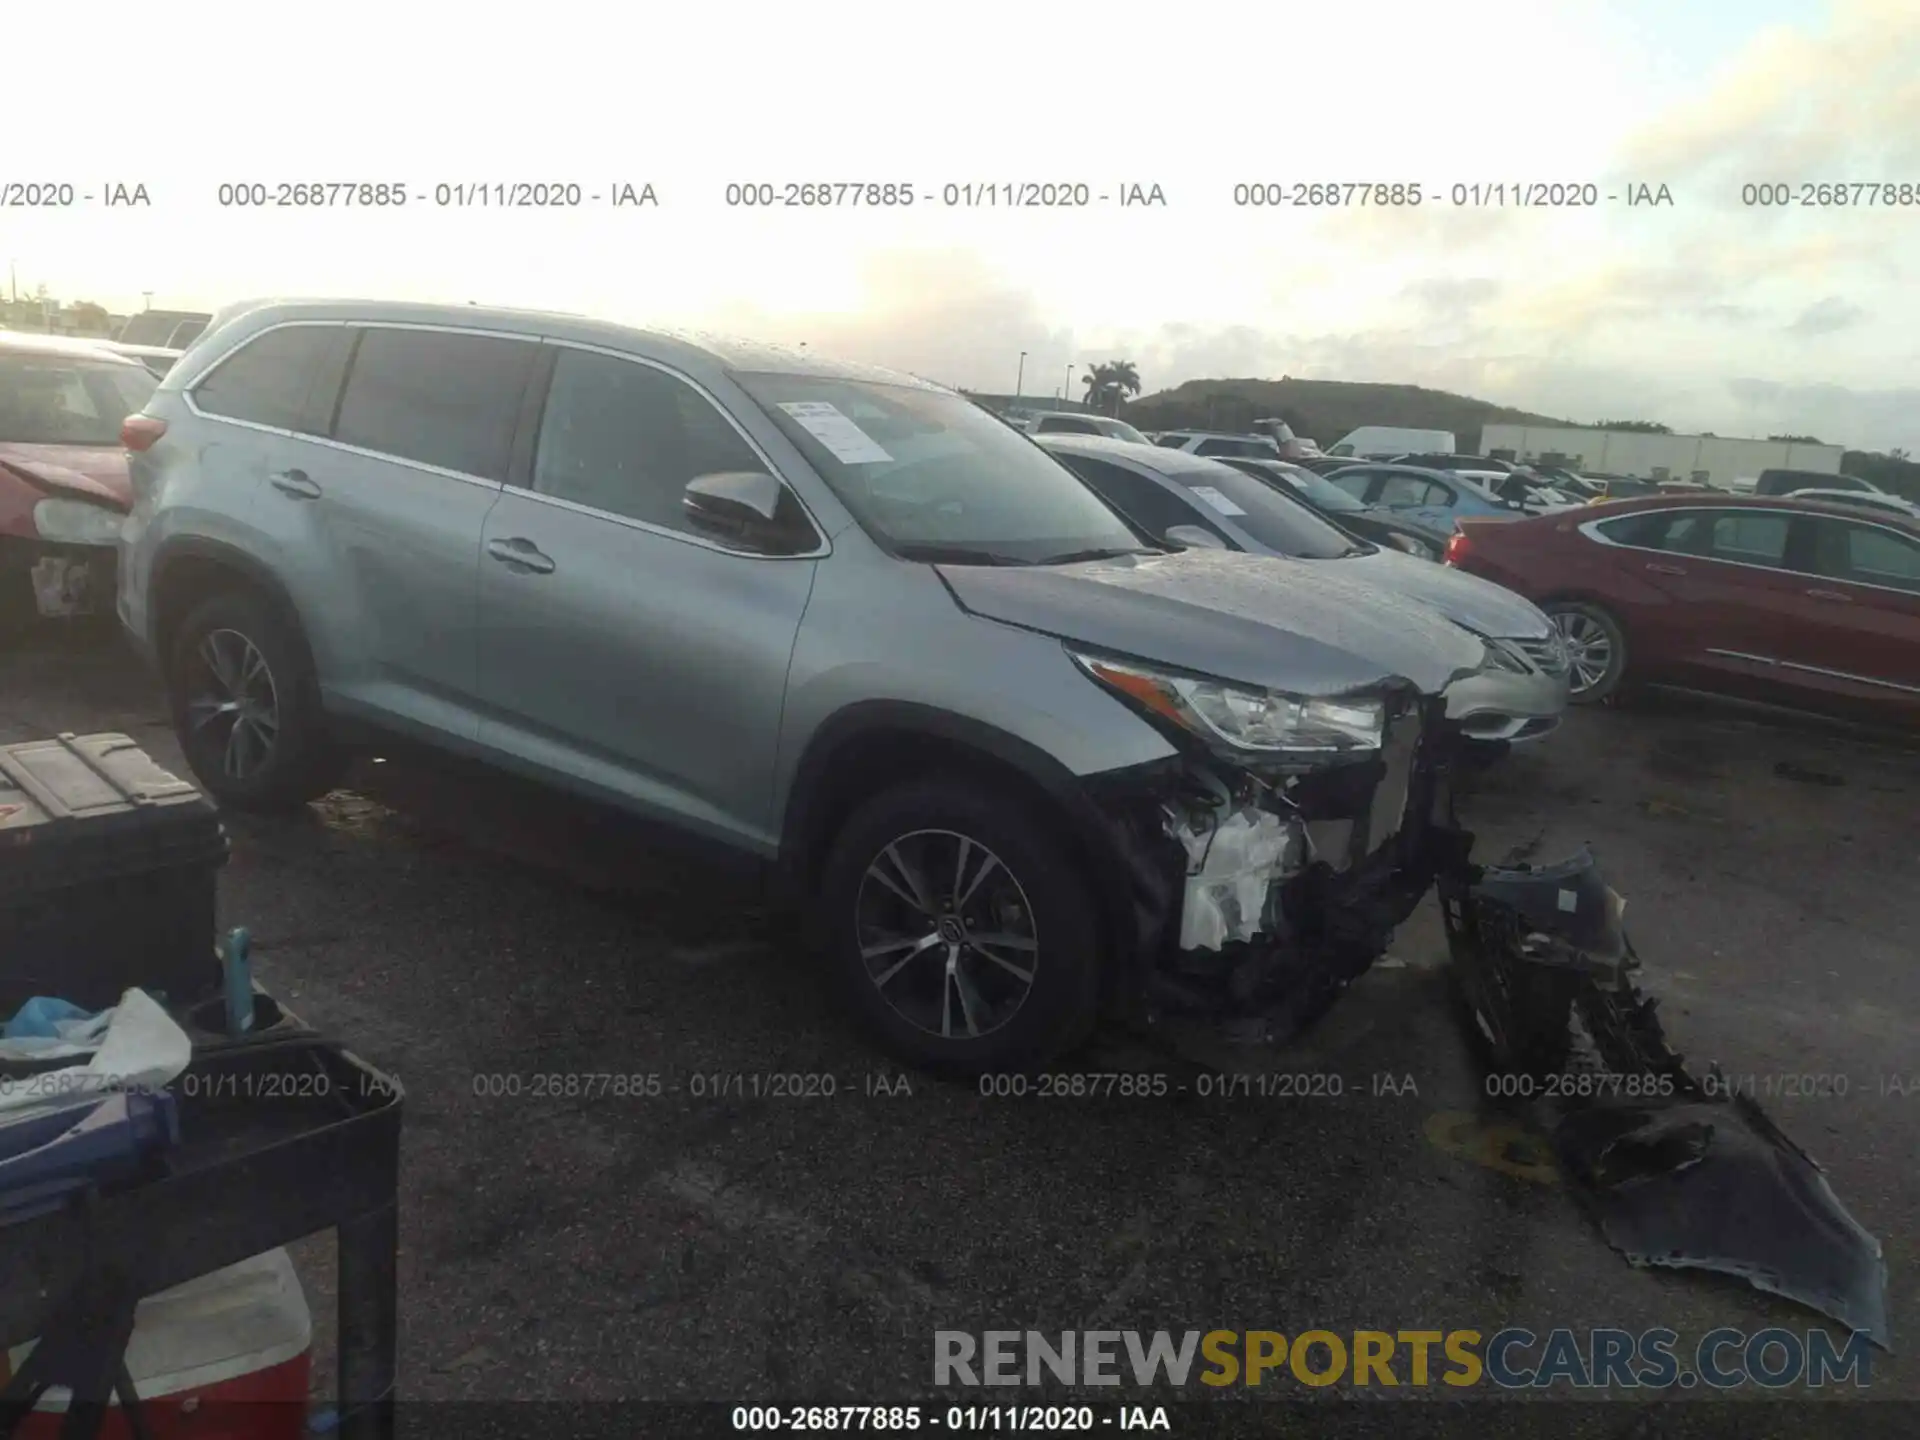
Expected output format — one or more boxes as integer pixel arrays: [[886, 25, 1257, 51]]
[[3, 996, 96, 1041]]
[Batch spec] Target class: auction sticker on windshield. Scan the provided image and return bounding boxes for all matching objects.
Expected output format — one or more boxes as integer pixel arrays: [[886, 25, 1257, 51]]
[[1191, 485, 1248, 516], [778, 401, 893, 464]]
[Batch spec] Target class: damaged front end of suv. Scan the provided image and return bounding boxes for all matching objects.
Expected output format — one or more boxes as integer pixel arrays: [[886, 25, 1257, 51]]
[[1066, 650, 1476, 1045], [1063, 646, 1888, 1346]]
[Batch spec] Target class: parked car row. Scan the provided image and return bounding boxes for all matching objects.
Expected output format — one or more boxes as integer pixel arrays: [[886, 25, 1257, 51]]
[[101, 298, 1588, 1076]]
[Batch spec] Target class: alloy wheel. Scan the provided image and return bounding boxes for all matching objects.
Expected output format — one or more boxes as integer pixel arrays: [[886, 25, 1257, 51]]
[[854, 829, 1039, 1041], [1552, 611, 1614, 697], [184, 628, 281, 780]]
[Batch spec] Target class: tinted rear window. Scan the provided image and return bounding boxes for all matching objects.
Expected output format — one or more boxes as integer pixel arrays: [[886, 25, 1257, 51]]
[[194, 325, 345, 431], [332, 329, 535, 480]]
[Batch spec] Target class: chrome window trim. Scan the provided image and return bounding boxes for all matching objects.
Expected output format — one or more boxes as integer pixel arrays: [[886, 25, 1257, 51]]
[[520, 337, 830, 561], [1577, 507, 1920, 598], [178, 318, 832, 556], [1705, 648, 1920, 696]]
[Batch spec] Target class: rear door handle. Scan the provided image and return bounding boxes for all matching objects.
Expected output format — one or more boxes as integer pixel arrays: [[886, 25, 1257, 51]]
[[268, 469, 320, 500], [1645, 561, 1688, 575], [1805, 587, 1853, 603], [486, 536, 556, 575]]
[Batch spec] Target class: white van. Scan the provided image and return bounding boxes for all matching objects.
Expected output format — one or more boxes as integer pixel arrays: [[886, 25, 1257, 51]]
[[1328, 426, 1457, 459]]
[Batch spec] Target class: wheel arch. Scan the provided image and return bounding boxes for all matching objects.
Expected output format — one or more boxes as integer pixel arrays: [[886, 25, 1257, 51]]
[[149, 537, 315, 678], [776, 701, 1141, 971]]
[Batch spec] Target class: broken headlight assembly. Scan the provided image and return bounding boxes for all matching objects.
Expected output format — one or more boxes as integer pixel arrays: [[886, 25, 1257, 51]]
[[1069, 652, 1385, 758]]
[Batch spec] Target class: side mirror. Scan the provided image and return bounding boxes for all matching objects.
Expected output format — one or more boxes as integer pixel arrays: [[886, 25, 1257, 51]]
[[683, 471, 815, 554], [1165, 524, 1227, 551]]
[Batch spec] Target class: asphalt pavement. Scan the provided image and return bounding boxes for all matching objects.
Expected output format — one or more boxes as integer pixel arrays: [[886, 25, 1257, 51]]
[[2, 624, 1915, 1427]]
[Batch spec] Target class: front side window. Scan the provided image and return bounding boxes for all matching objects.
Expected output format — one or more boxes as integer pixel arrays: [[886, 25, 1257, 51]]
[[0, 355, 156, 445], [1327, 469, 1376, 500], [736, 373, 1146, 565], [1377, 474, 1445, 508], [333, 328, 535, 481], [1055, 455, 1211, 541], [533, 349, 773, 537], [1167, 464, 1362, 559], [1703, 512, 1791, 566]]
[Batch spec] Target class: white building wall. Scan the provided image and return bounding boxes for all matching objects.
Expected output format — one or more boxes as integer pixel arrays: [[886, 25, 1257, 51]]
[[1479, 426, 1844, 487]]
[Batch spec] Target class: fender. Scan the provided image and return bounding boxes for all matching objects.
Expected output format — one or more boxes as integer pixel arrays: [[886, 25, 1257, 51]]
[[776, 699, 1147, 965], [147, 535, 307, 660]]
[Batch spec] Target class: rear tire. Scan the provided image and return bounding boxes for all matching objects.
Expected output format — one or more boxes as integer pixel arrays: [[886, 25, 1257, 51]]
[[166, 590, 343, 811], [1544, 600, 1628, 704], [815, 778, 1103, 1077]]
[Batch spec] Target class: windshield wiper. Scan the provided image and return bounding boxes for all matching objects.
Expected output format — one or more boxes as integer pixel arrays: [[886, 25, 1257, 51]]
[[893, 543, 1028, 566], [1036, 546, 1151, 565]]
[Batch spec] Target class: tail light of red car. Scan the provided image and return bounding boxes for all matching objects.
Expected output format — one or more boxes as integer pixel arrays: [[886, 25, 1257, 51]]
[[121, 415, 167, 452], [1444, 528, 1470, 566]]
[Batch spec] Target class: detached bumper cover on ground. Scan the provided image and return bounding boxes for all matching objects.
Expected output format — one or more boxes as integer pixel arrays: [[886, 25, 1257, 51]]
[[1442, 845, 1891, 1346], [1089, 712, 1889, 1345]]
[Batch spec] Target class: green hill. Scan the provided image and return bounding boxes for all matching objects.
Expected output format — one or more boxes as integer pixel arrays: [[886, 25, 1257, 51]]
[[1123, 378, 1572, 452]]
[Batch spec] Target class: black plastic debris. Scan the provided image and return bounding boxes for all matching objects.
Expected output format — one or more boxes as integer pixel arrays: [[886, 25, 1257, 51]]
[[1556, 1089, 1890, 1345], [1439, 839, 1891, 1349]]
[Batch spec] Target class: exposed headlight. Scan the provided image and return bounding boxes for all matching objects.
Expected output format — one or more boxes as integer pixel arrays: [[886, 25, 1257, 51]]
[[33, 497, 126, 546], [1070, 651, 1385, 754]]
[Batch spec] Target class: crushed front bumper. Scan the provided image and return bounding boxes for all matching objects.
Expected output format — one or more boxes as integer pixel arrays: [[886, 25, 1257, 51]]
[[1085, 694, 1459, 1043], [0, 534, 117, 619]]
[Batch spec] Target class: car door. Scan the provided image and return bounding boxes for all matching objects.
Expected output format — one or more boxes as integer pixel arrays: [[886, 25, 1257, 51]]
[[472, 344, 823, 851], [1643, 507, 1811, 697], [1773, 516, 1920, 719], [237, 322, 534, 739]]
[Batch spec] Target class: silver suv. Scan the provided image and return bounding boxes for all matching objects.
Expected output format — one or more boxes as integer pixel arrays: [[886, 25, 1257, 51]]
[[121, 298, 1515, 1074]]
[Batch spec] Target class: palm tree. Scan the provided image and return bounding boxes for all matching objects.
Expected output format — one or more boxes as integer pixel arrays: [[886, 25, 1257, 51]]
[[1081, 359, 1142, 415]]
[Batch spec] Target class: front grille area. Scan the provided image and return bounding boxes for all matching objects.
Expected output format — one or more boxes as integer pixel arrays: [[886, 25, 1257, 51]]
[[1513, 634, 1570, 677]]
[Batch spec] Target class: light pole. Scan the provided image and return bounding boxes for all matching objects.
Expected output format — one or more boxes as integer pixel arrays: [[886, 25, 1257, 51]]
[[1065, 363, 1075, 409], [1015, 350, 1026, 403], [142, 291, 153, 311]]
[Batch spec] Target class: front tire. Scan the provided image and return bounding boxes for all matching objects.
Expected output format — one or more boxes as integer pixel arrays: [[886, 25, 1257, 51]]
[[1545, 600, 1628, 704], [815, 778, 1103, 1077], [166, 590, 342, 811]]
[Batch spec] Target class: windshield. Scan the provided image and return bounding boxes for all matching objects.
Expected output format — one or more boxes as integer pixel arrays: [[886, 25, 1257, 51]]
[[0, 354, 157, 445], [1168, 464, 1366, 559], [1251, 462, 1365, 513], [1094, 417, 1151, 444], [736, 373, 1149, 564]]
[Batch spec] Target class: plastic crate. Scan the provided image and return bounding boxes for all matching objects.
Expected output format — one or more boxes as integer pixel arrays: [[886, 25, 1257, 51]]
[[0, 735, 228, 1014]]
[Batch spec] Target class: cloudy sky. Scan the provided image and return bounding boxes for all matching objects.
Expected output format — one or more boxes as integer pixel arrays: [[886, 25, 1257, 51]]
[[11, 0, 1918, 451]]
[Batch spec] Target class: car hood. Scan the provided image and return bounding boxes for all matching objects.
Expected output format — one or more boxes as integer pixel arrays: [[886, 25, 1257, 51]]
[[1337, 547, 1551, 640], [937, 548, 1487, 697], [0, 444, 131, 509]]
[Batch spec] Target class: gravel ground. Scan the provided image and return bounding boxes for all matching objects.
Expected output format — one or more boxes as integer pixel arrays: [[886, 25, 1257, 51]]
[[2, 624, 1915, 1432]]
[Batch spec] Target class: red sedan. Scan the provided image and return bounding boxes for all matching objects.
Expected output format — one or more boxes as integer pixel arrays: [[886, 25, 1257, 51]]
[[0, 332, 156, 629], [1445, 493, 1920, 726]]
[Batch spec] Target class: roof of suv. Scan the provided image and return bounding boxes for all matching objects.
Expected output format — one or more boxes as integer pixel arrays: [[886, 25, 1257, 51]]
[[183, 298, 942, 392], [0, 331, 150, 366]]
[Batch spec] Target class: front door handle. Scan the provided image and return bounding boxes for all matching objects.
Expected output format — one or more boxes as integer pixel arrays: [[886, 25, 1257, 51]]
[[1805, 587, 1853, 603], [268, 469, 320, 500], [1646, 561, 1688, 575], [486, 536, 556, 575]]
